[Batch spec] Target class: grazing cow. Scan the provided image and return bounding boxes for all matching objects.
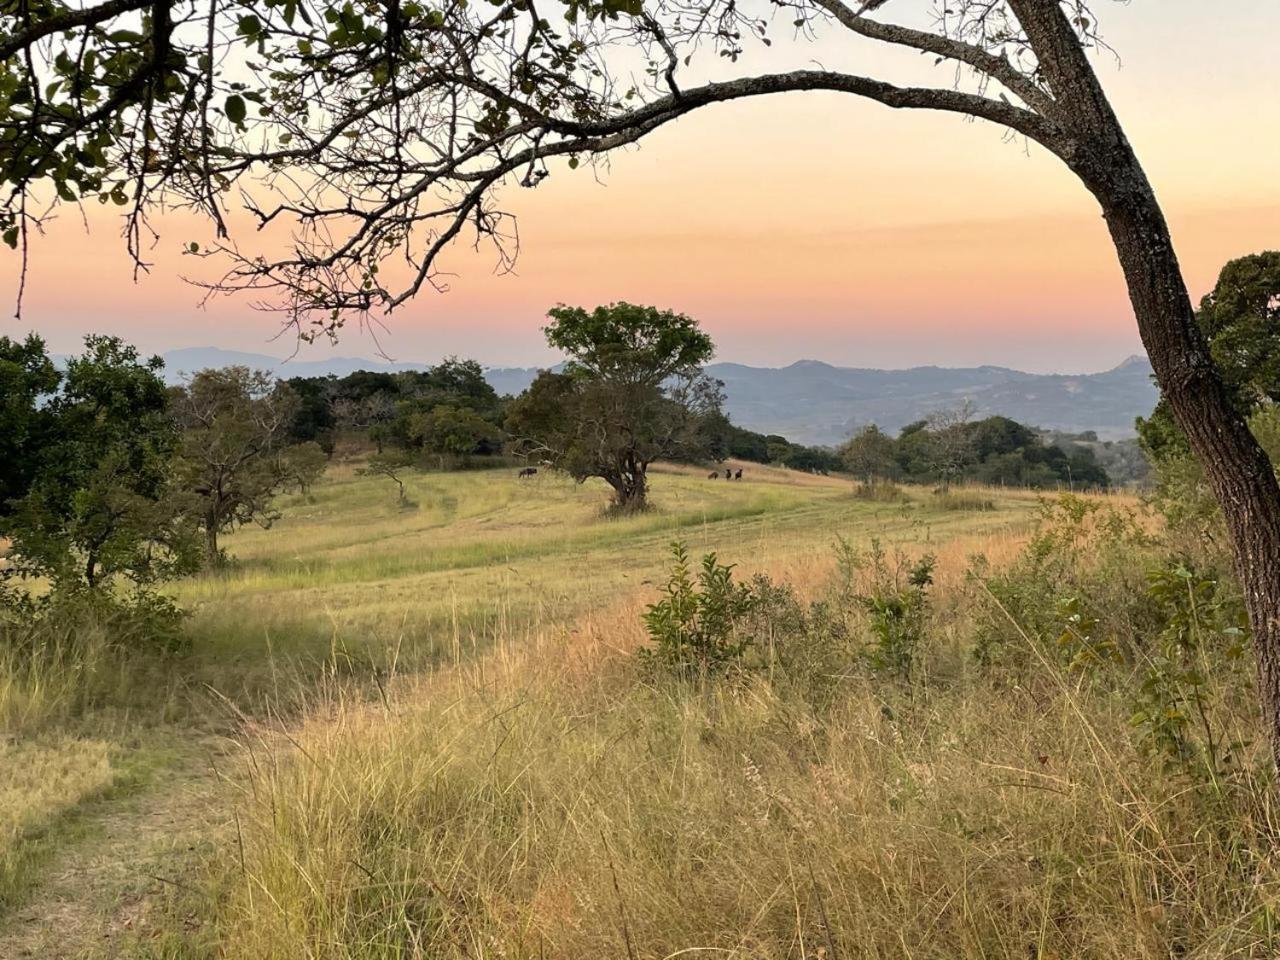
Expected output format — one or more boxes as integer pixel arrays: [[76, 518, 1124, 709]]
[[518, 467, 538, 478], [725, 468, 732, 480], [734, 468, 743, 480], [707, 471, 719, 480]]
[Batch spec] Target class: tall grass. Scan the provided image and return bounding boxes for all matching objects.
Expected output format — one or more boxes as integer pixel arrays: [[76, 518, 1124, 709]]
[[187, 496, 1280, 959]]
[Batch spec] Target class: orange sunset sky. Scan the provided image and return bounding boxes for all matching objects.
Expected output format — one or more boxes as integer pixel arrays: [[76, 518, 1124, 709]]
[[3, 1, 1277, 372]]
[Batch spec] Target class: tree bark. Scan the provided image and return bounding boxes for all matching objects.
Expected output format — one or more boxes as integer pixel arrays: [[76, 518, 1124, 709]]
[[1006, 0, 1280, 771], [1089, 157, 1280, 772], [205, 524, 220, 566]]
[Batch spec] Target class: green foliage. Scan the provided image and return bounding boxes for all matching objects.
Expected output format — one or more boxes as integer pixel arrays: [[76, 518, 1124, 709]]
[[545, 302, 713, 386], [1138, 251, 1280, 466], [840, 424, 898, 480], [970, 493, 1252, 784], [641, 542, 756, 675], [1130, 562, 1249, 780], [1, 335, 199, 588], [640, 540, 854, 700], [850, 540, 934, 680], [0, 333, 60, 514], [2, 583, 187, 658], [172, 367, 326, 564], [508, 303, 723, 511], [843, 413, 1109, 490]]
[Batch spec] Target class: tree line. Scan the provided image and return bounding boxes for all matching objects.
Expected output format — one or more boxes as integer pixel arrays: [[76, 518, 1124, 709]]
[[838, 408, 1111, 491], [1, 338, 327, 593]]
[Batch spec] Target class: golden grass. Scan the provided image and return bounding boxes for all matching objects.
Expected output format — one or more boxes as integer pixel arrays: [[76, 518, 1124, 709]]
[[8, 460, 1179, 955], [168, 462, 1045, 700], [207, 516, 1280, 960]]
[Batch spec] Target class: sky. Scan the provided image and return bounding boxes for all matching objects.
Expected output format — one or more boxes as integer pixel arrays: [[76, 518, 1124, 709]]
[[3, 0, 1278, 373]]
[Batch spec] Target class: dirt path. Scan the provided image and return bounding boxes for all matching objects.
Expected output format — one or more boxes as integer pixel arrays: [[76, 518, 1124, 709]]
[[0, 738, 236, 960]]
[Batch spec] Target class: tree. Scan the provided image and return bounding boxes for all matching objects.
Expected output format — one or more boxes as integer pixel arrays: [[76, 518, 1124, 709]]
[[172, 367, 325, 564], [925, 401, 977, 491], [408, 404, 503, 465], [839, 425, 899, 481], [0, 335, 61, 516], [8, 3, 1280, 766], [1, 336, 198, 588], [506, 303, 719, 511]]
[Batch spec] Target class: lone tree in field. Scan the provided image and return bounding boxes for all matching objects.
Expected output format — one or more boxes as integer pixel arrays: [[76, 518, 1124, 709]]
[[506, 303, 720, 512], [6, 2, 1280, 766], [172, 367, 325, 564]]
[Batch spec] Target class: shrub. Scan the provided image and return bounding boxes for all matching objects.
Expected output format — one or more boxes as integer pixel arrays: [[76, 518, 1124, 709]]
[[852, 478, 907, 503], [848, 540, 935, 680], [640, 542, 756, 675], [640, 542, 854, 698]]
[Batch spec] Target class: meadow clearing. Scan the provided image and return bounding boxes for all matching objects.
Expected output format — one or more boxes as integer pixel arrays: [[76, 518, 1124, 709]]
[[6, 460, 1277, 960]]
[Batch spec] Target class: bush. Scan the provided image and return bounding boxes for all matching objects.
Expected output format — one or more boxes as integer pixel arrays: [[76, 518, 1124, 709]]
[[640, 542, 855, 700], [852, 478, 907, 503], [640, 542, 757, 675], [0, 586, 187, 731]]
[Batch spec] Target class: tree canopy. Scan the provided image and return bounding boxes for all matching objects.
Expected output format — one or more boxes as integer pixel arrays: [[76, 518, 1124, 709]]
[[3, 0, 1113, 336], [0, 335, 198, 587], [507, 303, 721, 510], [1138, 252, 1280, 464]]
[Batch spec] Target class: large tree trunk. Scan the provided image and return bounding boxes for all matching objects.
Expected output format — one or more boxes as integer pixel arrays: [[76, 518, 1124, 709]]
[[609, 469, 648, 514], [1008, 0, 1280, 771], [205, 524, 220, 567], [1092, 162, 1280, 771]]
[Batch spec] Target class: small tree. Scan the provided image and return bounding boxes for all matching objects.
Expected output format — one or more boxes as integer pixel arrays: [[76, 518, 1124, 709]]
[[926, 401, 978, 491], [2, 336, 199, 589], [172, 367, 325, 565], [358, 451, 417, 507], [839, 425, 899, 482], [506, 303, 719, 512], [408, 404, 504, 467]]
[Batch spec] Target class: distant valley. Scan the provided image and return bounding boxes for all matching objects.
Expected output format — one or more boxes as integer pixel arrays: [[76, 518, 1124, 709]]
[[158, 346, 1159, 445]]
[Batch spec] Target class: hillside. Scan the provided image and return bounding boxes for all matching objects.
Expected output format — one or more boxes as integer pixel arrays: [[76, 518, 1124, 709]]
[[156, 347, 1159, 443]]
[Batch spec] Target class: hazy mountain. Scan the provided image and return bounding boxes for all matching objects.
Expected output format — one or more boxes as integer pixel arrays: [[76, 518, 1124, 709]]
[[156, 347, 1158, 445], [707, 355, 1157, 444], [159, 346, 426, 380]]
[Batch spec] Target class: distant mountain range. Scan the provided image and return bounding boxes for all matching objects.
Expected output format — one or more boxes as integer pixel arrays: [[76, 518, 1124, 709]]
[[157, 347, 1158, 445]]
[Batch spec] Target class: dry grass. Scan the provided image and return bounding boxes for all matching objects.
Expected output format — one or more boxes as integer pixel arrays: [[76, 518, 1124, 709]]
[[204, 528, 1280, 960], [13, 462, 1198, 957]]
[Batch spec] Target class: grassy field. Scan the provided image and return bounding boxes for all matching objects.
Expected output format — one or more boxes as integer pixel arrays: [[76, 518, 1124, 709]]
[[18, 460, 1266, 959], [171, 461, 1039, 702]]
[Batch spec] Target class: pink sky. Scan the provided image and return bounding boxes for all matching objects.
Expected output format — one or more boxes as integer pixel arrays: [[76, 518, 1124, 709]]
[[3, 1, 1278, 372]]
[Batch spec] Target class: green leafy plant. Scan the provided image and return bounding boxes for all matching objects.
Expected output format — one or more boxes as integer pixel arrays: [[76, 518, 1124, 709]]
[[640, 542, 756, 675], [1131, 561, 1250, 782], [854, 540, 935, 680]]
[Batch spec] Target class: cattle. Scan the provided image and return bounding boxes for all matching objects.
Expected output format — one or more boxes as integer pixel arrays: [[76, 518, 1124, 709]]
[[707, 471, 719, 479], [724, 468, 732, 479], [518, 467, 538, 478], [734, 468, 743, 480]]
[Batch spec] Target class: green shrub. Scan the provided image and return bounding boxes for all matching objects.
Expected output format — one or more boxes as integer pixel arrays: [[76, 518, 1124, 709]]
[[851, 540, 935, 680], [640, 542, 756, 675], [640, 542, 854, 699]]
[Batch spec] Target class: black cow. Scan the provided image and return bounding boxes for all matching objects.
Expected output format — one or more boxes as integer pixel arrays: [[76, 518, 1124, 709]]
[[724, 468, 732, 479], [518, 467, 538, 478], [734, 468, 743, 480]]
